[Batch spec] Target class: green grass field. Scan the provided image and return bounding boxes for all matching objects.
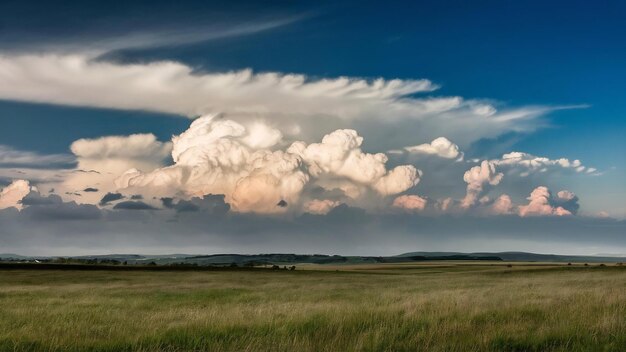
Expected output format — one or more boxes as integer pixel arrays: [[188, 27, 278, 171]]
[[0, 263, 624, 351]]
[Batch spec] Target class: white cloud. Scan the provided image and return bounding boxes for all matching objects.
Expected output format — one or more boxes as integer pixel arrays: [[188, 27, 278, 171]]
[[303, 199, 341, 215], [0, 179, 35, 210], [518, 186, 574, 217], [53, 134, 172, 204], [114, 116, 309, 213], [402, 137, 463, 160], [0, 54, 574, 150], [461, 161, 503, 208], [493, 152, 596, 176], [288, 129, 421, 198], [0, 54, 597, 217], [0, 54, 434, 118], [113, 116, 419, 213], [392, 195, 427, 212], [71, 134, 171, 162], [491, 194, 514, 215]]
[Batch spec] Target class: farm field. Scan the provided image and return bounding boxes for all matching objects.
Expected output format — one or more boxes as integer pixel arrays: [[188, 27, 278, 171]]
[[0, 262, 624, 351]]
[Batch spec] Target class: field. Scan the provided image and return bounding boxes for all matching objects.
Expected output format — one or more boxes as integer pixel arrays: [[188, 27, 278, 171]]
[[0, 263, 624, 351]]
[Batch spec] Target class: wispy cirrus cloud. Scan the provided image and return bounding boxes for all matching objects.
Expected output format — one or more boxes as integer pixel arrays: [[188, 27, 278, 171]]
[[0, 0, 309, 55], [0, 53, 584, 151], [0, 145, 75, 169], [44, 16, 306, 55]]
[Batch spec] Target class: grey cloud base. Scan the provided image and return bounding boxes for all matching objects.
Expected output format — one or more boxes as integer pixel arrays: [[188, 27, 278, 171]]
[[0, 202, 623, 257]]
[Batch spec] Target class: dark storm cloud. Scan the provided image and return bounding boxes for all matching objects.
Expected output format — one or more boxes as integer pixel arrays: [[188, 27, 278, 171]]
[[160, 197, 175, 209], [551, 192, 581, 215], [99, 192, 124, 206], [21, 202, 102, 221], [16, 192, 102, 221], [20, 191, 62, 206], [168, 195, 230, 214], [113, 201, 158, 210]]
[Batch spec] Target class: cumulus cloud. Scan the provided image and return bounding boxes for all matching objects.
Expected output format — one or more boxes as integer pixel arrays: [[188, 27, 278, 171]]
[[402, 137, 463, 160], [434, 183, 582, 218], [303, 199, 341, 215], [431, 150, 597, 215], [553, 190, 580, 214], [392, 195, 427, 213], [461, 161, 503, 208], [114, 115, 418, 213], [20, 191, 63, 206], [491, 194, 514, 215], [493, 152, 596, 177], [9, 187, 102, 221], [71, 133, 171, 162], [52, 134, 172, 204], [288, 129, 420, 198], [518, 186, 576, 217], [0, 179, 36, 210], [115, 116, 308, 213]]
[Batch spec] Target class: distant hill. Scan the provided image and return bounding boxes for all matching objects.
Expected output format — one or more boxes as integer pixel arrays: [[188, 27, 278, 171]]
[[398, 251, 626, 263], [2, 251, 623, 266], [0, 253, 502, 266], [0, 253, 41, 260]]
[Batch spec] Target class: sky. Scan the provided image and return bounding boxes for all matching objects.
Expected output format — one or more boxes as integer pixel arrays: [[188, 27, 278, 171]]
[[0, 0, 624, 256]]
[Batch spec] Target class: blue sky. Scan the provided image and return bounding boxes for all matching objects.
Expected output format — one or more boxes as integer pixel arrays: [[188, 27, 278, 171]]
[[2, 1, 624, 161], [0, 0, 624, 255]]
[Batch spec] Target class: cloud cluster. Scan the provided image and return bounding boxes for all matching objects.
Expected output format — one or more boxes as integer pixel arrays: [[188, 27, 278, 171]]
[[1, 119, 598, 219], [518, 186, 578, 217], [0, 185, 102, 220], [494, 152, 597, 176], [287, 129, 420, 198], [474, 186, 579, 218], [0, 53, 601, 219], [114, 116, 307, 213], [1, 123, 596, 219], [113, 115, 418, 213]]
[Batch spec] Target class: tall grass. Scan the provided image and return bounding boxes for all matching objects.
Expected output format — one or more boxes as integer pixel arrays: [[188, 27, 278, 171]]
[[0, 264, 624, 351]]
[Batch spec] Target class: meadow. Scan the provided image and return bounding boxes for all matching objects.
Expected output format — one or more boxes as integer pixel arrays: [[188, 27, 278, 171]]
[[0, 263, 624, 351]]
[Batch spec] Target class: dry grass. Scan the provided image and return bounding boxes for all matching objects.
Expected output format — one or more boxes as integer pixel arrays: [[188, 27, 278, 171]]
[[0, 263, 624, 351]]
